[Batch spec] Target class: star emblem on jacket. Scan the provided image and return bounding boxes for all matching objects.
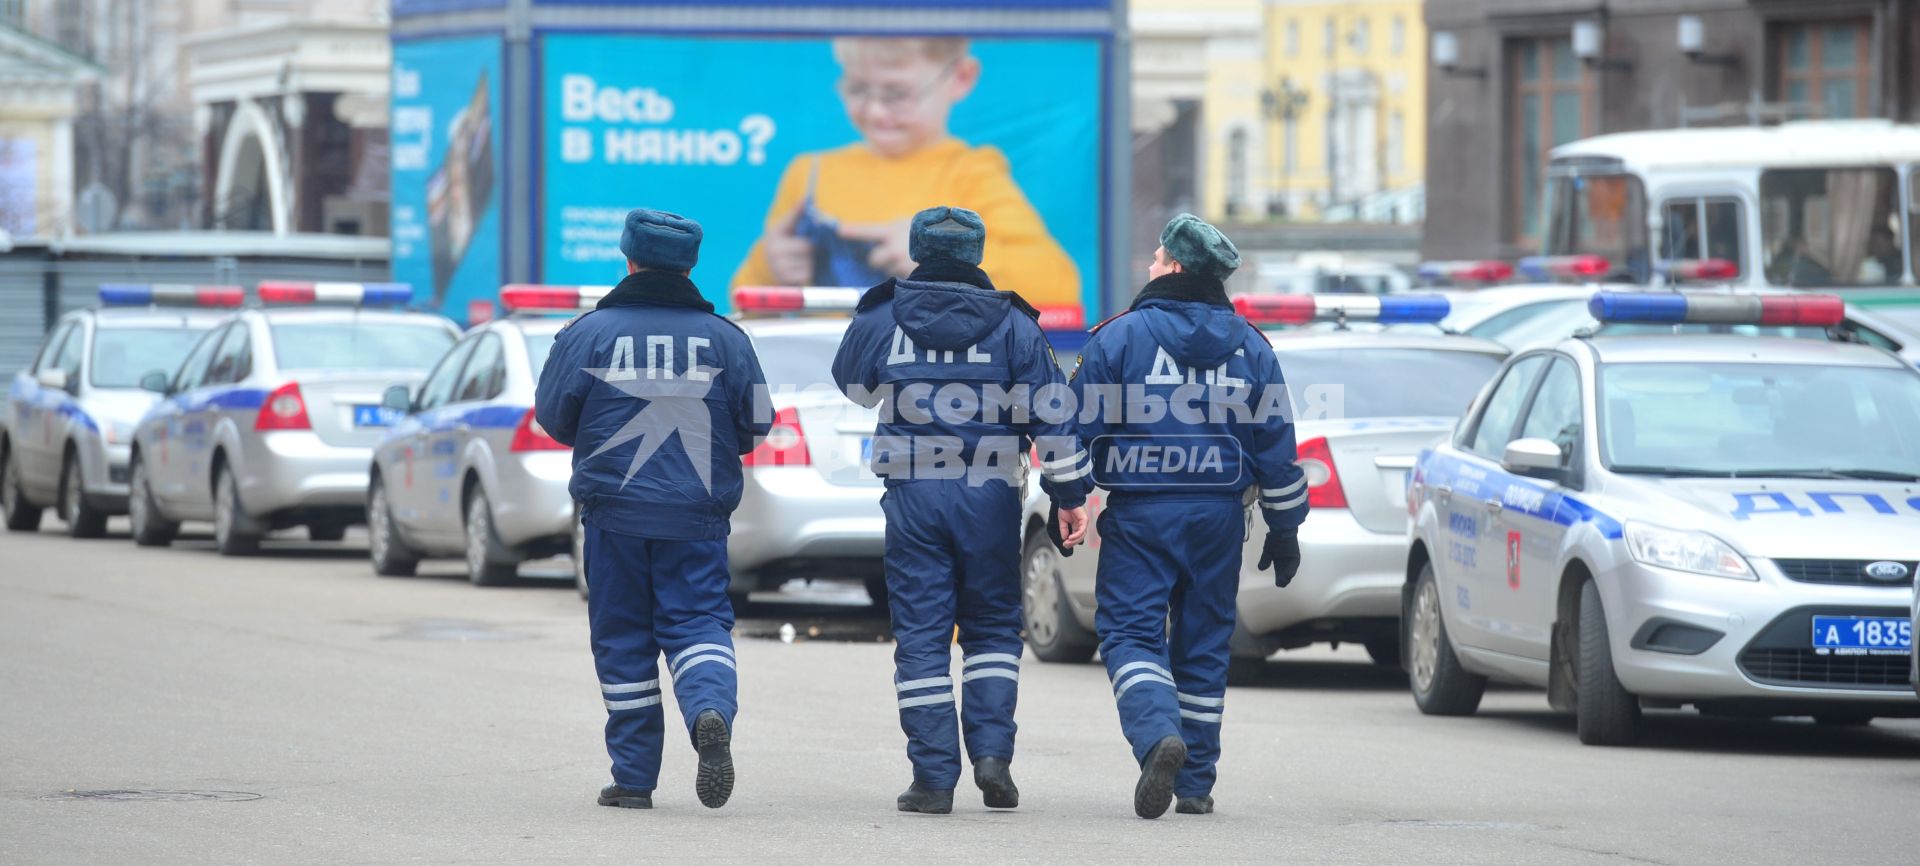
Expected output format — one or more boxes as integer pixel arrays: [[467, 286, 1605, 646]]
[[580, 364, 722, 494]]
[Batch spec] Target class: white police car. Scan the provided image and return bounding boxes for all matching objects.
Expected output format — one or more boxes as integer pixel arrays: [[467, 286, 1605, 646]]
[[2, 285, 238, 537], [1404, 291, 1920, 744]]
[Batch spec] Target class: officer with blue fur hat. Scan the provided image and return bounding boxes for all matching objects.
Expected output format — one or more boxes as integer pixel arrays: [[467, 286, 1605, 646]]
[[832, 205, 1092, 814], [536, 207, 772, 812], [1069, 212, 1306, 818]]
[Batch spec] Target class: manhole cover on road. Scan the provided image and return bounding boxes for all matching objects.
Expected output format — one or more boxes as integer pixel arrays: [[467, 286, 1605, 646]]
[[379, 618, 532, 642], [45, 790, 263, 802]]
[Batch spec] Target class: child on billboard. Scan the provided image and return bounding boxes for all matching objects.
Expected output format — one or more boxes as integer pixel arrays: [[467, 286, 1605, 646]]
[[730, 37, 1082, 308]]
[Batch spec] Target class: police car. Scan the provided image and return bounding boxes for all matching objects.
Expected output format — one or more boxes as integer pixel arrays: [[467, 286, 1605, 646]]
[[365, 286, 578, 584], [1018, 295, 1511, 665], [2, 285, 239, 537], [125, 282, 459, 554], [1404, 291, 1920, 744]]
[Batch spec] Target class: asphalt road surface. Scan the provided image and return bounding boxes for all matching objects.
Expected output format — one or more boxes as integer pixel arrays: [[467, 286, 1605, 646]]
[[3, 523, 1917, 865]]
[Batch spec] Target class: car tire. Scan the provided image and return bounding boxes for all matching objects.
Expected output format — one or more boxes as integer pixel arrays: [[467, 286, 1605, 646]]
[[464, 488, 518, 587], [1405, 561, 1486, 716], [571, 503, 588, 600], [1, 443, 44, 532], [127, 457, 177, 547], [307, 522, 347, 543], [1019, 529, 1097, 664], [1575, 579, 1641, 746], [58, 453, 108, 539], [368, 477, 418, 577], [1365, 636, 1402, 668], [212, 465, 262, 556]]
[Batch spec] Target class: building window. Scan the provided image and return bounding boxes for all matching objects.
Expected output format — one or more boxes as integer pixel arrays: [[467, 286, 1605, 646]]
[[1775, 19, 1873, 118], [1353, 18, 1370, 55], [1510, 37, 1595, 245], [0, 0, 23, 27], [1227, 128, 1247, 217], [1286, 20, 1299, 57], [1325, 17, 1337, 59], [55, 2, 88, 56], [1388, 110, 1405, 178], [1392, 16, 1405, 55]]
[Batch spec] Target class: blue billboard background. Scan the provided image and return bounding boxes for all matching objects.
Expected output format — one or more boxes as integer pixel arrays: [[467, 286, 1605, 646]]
[[391, 36, 504, 321], [538, 33, 1102, 313]]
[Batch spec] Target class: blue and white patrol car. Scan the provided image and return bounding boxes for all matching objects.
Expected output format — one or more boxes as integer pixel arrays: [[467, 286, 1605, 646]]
[[1404, 291, 1920, 744], [125, 282, 459, 554], [2, 285, 240, 537], [366, 285, 583, 585]]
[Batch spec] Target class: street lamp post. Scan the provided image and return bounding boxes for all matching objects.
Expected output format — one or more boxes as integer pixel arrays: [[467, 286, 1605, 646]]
[[1261, 77, 1310, 218]]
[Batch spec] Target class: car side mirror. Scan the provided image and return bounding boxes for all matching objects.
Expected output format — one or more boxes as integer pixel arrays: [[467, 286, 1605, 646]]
[[139, 371, 171, 394], [381, 383, 414, 414], [35, 368, 70, 393], [1502, 437, 1565, 478]]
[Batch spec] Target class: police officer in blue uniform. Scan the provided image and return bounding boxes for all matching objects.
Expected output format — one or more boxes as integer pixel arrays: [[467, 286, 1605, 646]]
[[1069, 214, 1306, 819], [832, 206, 1091, 815], [535, 208, 771, 811]]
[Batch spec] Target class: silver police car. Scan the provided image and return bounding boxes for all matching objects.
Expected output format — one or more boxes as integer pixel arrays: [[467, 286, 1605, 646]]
[[1405, 291, 1920, 744], [2, 285, 239, 537], [126, 282, 458, 554], [1018, 295, 1510, 666], [366, 288, 576, 585]]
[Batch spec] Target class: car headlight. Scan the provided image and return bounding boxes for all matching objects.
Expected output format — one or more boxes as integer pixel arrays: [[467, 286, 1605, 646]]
[[1624, 522, 1754, 580]]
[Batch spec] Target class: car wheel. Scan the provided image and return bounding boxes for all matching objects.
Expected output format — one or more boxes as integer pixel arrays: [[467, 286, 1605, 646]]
[[367, 478, 418, 577], [212, 465, 261, 556], [127, 457, 177, 547], [1365, 636, 1402, 668], [571, 502, 587, 600], [464, 488, 518, 587], [1575, 579, 1640, 746], [1, 443, 44, 532], [1405, 561, 1486, 715], [1019, 529, 1096, 664], [58, 454, 109, 538]]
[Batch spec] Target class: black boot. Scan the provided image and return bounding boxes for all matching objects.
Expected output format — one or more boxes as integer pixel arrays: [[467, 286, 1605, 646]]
[[693, 709, 734, 809], [1176, 795, 1214, 814], [1133, 736, 1186, 819], [973, 757, 1019, 809], [597, 784, 652, 809], [897, 782, 954, 814]]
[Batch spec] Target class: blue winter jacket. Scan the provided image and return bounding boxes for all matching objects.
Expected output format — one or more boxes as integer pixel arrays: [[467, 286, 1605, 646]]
[[831, 260, 1089, 507], [1069, 272, 1307, 529], [535, 270, 771, 540]]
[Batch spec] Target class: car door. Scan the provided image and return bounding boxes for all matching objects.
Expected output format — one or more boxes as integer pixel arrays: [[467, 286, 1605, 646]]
[[389, 335, 477, 540], [15, 322, 79, 493], [1498, 355, 1584, 660], [1438, 354, 1549, 655], [425, 331, 505, 537], [148, 326, 223, 511], [173, 323, 252, 514]]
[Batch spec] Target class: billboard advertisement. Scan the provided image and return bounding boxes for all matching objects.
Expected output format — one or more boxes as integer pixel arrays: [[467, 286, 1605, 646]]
[[391, 36, 504, 319], [538, 33, 1102, 313]]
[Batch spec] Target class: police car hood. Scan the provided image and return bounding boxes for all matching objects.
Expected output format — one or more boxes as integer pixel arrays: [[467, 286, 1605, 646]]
[[1612, 475, 1920, 559], [1136, 299, 1244, 369], [89, 388, 162, 430], [892, 280, 1011, 351]]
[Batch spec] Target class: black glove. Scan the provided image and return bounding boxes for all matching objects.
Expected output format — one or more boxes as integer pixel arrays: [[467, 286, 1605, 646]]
[[1257, 528, 1300, 587], [1046, 502, 1074, 557]]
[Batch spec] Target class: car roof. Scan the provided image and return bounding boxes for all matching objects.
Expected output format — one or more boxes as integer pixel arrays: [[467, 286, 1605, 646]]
[[1575, 334, 1912, 367], [249, 307, 454, 327], [736, 317, 853, 338], [1265, 329, 1510, 356], [84, 308, 233, 328], [491, 315, 572, 337], [1552, 119, 1920, 170]]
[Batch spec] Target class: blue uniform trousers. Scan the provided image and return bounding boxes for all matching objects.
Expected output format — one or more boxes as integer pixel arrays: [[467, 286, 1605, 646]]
[[583, 524, 739, 792], [1094, 495, 1243, 798], [880, 480, 1024, 790]]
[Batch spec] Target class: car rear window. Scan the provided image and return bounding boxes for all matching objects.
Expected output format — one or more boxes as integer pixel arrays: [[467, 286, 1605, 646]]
[[90, 327, 214, 388], [750, 330, 845, 390], [524, 331, 557, 378], [271, 322, 455, 372], [1278, 348, 1505, 419]]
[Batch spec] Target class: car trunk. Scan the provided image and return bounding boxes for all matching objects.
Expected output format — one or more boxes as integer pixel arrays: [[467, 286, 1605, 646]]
[[1306, 418, 1453, 534], [288, 370, 430, 449], [790, 394, 883, 487]]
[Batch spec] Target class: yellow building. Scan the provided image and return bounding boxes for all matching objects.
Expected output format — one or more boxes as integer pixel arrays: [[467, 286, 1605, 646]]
[[1199, 0, 1427, 222]]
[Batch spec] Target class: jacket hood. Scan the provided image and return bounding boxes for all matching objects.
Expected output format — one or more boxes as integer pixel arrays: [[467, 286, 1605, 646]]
[[1130, 272, 1244, 369], [893, 280, 1013, 351]]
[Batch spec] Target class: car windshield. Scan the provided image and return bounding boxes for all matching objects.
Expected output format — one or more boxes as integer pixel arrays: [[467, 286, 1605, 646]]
[[750, 329, 846, 390], [1600, 362, 1920, 478], [525, 331, 556, 377], [271, 322, 456, 371], [90, 326, 214, 388], [1278, 348, 1506, 420]]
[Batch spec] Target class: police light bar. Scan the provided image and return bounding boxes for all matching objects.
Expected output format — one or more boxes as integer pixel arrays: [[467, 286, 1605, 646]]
[[98, 283, 245, 308], [1416, 260, 1514, 284], [732, 285, 861, 314], [1516, 254, 1611, 281], [500, 284, 613, 311], [1659, 258, 1739, 282], [1036, 305, 1085, 331], [257, 281, 413, 306], [1588, 291, 1845, 327], [1234, 293, 1451, 326]]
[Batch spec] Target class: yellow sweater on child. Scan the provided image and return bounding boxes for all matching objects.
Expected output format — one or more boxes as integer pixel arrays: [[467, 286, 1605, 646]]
[[730, 137, 1082, 307]]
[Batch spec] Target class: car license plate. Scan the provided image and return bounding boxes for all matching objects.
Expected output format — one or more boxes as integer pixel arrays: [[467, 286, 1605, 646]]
[[1810, 615, 1913, 651], [353, 405, 399, 428]]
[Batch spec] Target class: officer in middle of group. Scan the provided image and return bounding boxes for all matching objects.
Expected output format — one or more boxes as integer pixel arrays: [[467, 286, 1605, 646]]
[[1068, 213, 1307, 819], [832, 205, 1092, 815]]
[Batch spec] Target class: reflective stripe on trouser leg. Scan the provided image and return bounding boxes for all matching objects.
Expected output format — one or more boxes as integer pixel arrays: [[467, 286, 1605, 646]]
[[651, 537, 740, 741], [1166, 498, 1243, 798], [955, 483, 1023, 765], [1093, 502, 1185, 764], [882, 484, 964, 789], [585, 524, 666, 791]]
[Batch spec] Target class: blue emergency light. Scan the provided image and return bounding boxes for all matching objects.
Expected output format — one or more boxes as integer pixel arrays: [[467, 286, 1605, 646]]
[[99, 283, 245, 307], [1588, 291, 1845, 326]]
